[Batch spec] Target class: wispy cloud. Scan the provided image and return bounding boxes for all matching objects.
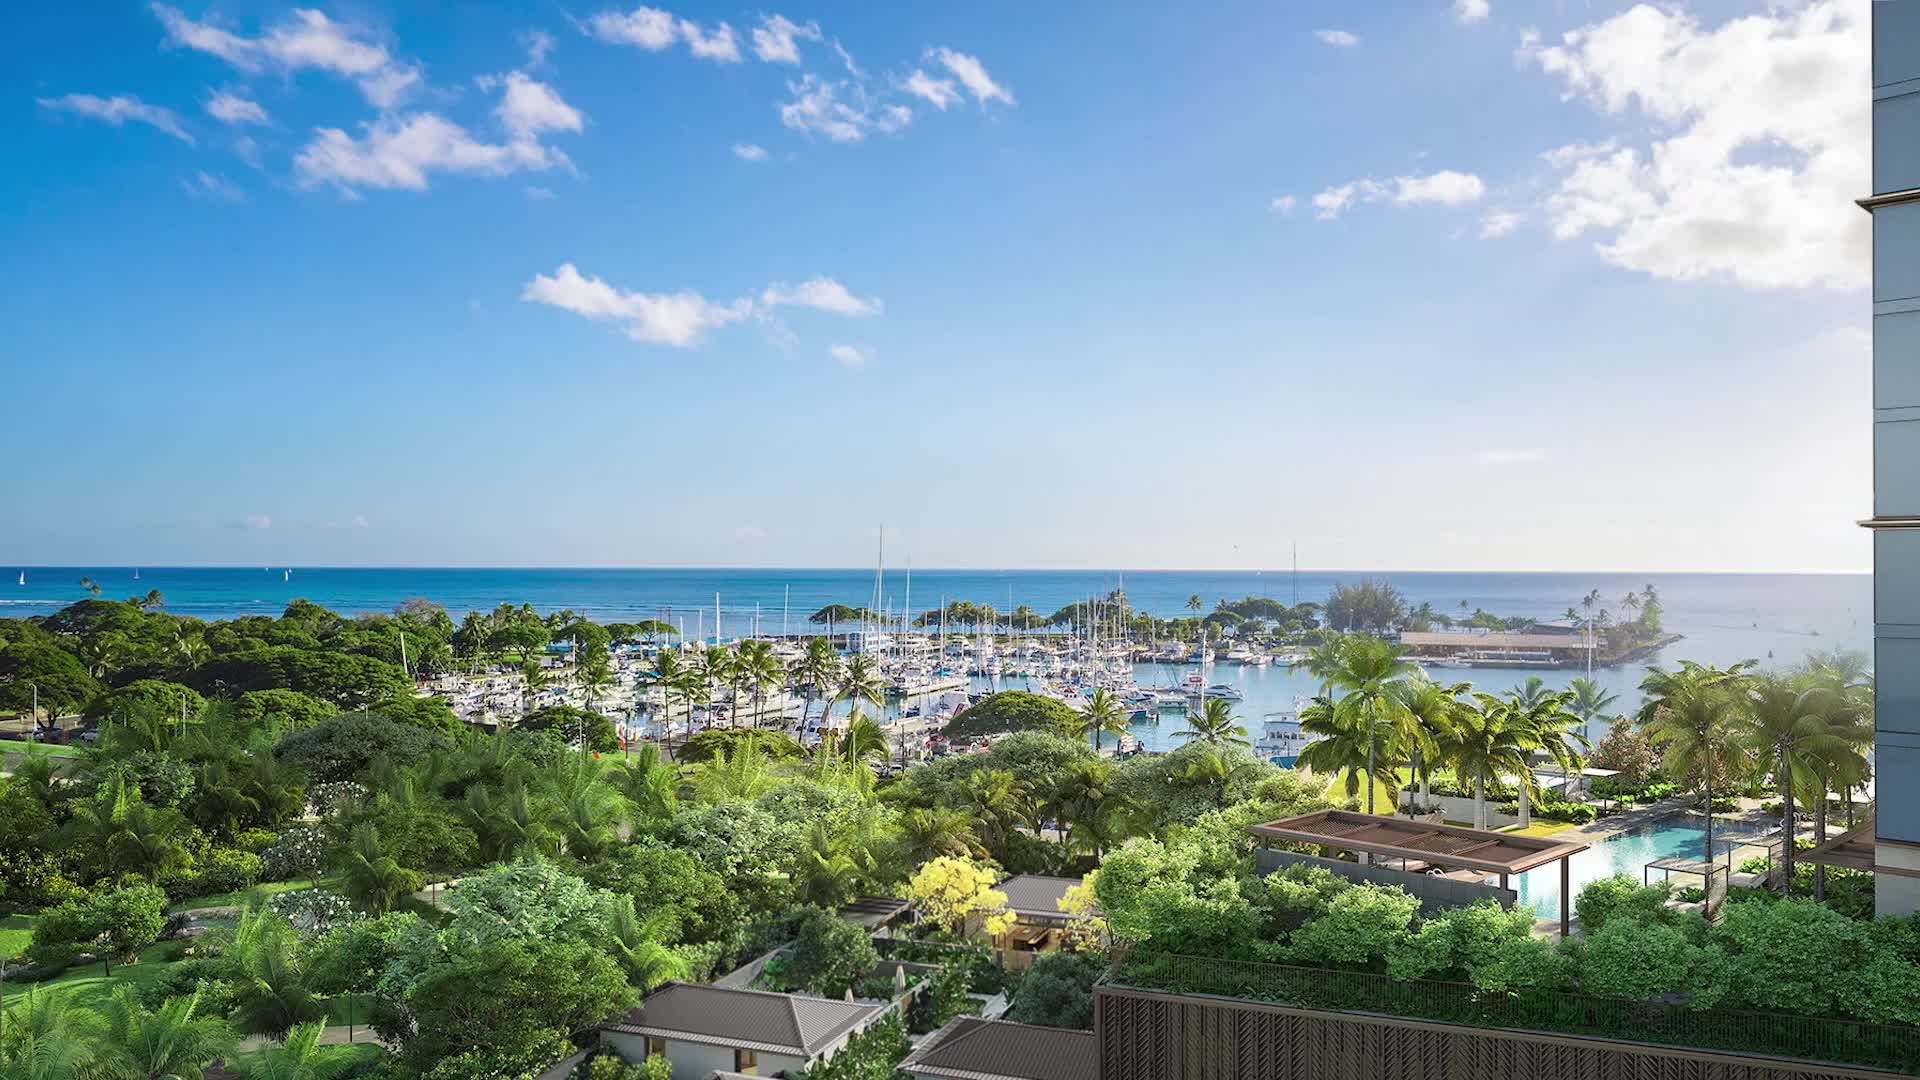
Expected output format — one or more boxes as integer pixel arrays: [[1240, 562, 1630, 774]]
[[583, 5, 740, 63], [1313, 170, 1485, 219], [152, 4, 420, 107], [1269, 194, 1297, 214], [523, 265, 881, 348], [1454, 0, 1490, 25], [827, 343, 871, 367], [1314, 29, 1360, 47], [182, 170, 244, 201], [1479, 211, 1522, 238], [925, 47, 1013, 105], [37, 93, 193, 143], [751, 14, 820, 63], [732, 142, 768, 161], [206, 91, 268, 126]]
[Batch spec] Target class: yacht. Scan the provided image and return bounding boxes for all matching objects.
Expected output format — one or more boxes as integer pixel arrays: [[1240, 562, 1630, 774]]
[[1255, 711, 1309, 766], [1199, 683, 1244, 702], [1187, 647, 1215, 665]]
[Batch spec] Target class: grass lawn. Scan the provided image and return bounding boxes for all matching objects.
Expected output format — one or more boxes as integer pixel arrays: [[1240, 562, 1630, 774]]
[[0, 913, 33, 961], [28, 942, 181, 1013], [172, 878, 324, 912], [1315, 770, 1402, 816], [0, 738, 83, 759], [230, 1042, 385, 1071], [1503, 821, 1577, 837]]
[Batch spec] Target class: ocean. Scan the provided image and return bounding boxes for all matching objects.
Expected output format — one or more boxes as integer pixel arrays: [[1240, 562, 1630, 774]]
[[4, 567, 1871, 752]]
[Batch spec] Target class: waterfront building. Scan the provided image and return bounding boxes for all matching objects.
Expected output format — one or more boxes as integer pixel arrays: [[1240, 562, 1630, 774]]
[[1865, 0, 1920, 917]]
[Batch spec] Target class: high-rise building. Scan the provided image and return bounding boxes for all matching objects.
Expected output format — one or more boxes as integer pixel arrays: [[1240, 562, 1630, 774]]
[[1867, 0, 1920, 916]]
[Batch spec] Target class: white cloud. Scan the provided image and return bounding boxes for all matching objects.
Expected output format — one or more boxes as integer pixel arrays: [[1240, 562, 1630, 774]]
[[901, 69, 961, 111], [495, 71, 584, 139], [762, 277, 883, 317], [680, 19, 740, 62], [521, 263, 754, 347], [1479, 211, 1523, 238], [1525, 0, 1868, 290], [37, 93, 193, 143], [294, 113, 567, 193], [523, 29, 555, 67], [152, 4, 418, 107], [927, 47, 1013, 105], [1314, 29, 1360, 47], [751, 14, 820, 64], [583, 6, 737, 62], [1394, 170, 1485, 206], [732, 142, 768, 161], [827, 343, 870, 367], [243, 514, 273, 530], [1472, 448, 1546, 466], [525, 185, 555, 200], [780, 74, 911, 142], [1454, 0, 1489, 25], [1538, 138, 1618, 168], [1269, 194, 1297, 213], [1312, 170, 1484, 219], [182, 170, 244, 201], [585, 6, 678, 50], [349, 514, 369, 529], [206, 91, 268, 126]]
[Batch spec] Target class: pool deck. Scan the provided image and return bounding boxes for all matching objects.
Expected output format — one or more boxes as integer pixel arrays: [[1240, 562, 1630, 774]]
[[1523, 796, 1784, 942]]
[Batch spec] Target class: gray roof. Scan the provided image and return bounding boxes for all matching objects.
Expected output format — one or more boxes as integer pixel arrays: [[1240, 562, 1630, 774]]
[[899, 1017, 1097, 1080], [997, 875, 1086, 919], [600, 983, 885, 1058]]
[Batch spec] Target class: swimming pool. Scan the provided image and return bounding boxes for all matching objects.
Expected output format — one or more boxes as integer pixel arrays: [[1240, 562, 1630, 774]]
[[1512, 814, 1740, 918]]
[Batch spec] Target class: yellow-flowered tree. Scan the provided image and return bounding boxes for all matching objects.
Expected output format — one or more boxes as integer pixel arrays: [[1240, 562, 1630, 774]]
[[907, 857, 1013, 939], [1056, 874, 1107, 954]]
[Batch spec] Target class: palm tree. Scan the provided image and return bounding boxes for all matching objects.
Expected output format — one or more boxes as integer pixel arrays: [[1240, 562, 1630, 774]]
[[637, 648, 686, 750], [1297, 694, 1399, 811], [1510, 675, 1551, 709], [77, 577, 101, 597], [1523, 690, 1589, 825], [226, 907, 326, 1039], [838, 712, 889, 764], [797, 820, 861, 907], [833, 653, 885, 723], [1640, 660, 1754, 867], [896, 806, 986, 862], [579, 653, 615, 719], [1185, 595, 1203, 614], [0, 987, 103, 1080], [97, 987, 235, 1080], [602, 894, 688, 990], [1736, 675, 1848, 891], [1305, 635, 1415, 814], [692, 740, 778, 803], [1077, 688, 1129, 753], [696, 646, 737, 728], [666, 665, 707, 748], [1388, 675, 1463, 815], [963, 768, 1031, 862], [238, 1020, 329, 1080], [608, 744, 678, 820], [1177, 698, 1250, 747], [1567, 677, 1618, 742], [337, 823, 421, 915], [790, 637, 841, 730], [736, 639, 787, 730], [1047, 759, 1130, 859], [1443, 694, 1547, 830], [519, 659, 549, 717]]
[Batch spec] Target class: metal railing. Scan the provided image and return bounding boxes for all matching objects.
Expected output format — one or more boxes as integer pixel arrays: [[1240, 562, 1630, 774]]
[[1106, 949, 1920, 1073]]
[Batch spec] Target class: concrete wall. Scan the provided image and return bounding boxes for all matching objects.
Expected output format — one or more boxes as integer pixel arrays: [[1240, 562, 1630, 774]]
[[1874, 0, 1920, 918], [1253, 847, 1517, 913], [1398, 791, 1520, 829]]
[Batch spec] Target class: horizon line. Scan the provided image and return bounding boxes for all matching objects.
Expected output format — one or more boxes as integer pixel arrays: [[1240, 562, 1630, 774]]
[[4, 563, 1873, 576]]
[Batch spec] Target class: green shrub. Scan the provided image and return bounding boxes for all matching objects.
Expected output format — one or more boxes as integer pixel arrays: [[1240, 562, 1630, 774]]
[[192, 847, 263, 896], [1574, 875, 1670, 933], [797, 1013, 909, 1080], [785, 908, 879, 997], [943, 691, 1081, 739], [1004, 951, 1101, 1029]]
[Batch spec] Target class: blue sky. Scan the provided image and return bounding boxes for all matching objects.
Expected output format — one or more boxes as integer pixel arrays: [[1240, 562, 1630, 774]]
[[3, 0, 1873, 572]]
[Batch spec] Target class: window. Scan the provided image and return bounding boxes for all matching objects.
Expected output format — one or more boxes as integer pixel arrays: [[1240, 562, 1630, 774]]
[[646, 1037, 665, 1057], [734, 1048, 759, 1074]]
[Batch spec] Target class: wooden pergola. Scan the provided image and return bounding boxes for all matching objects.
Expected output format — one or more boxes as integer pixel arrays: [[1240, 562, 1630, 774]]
[[1799, 823, 1878, 872], [1248, 809, 1590, 936]]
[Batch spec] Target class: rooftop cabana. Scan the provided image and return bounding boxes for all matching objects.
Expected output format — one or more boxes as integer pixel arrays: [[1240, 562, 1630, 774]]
[[1248, 809, 1590, 935], [838, 896, 911, 930]]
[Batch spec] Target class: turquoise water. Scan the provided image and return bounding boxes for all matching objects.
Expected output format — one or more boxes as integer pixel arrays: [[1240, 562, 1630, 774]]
[[4, 567, 1869, 752], [1512, 814, 1739, 918]]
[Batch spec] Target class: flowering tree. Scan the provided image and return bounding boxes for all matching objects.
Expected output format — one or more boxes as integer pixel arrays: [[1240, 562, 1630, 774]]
[[1056, 876, 1107, 954], [1589, 724, 1659, 786], [907, 857, 1013, 938]]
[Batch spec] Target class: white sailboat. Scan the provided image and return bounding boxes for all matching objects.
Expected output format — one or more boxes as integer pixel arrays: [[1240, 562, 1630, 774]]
[[16, 571, 24, 586]]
